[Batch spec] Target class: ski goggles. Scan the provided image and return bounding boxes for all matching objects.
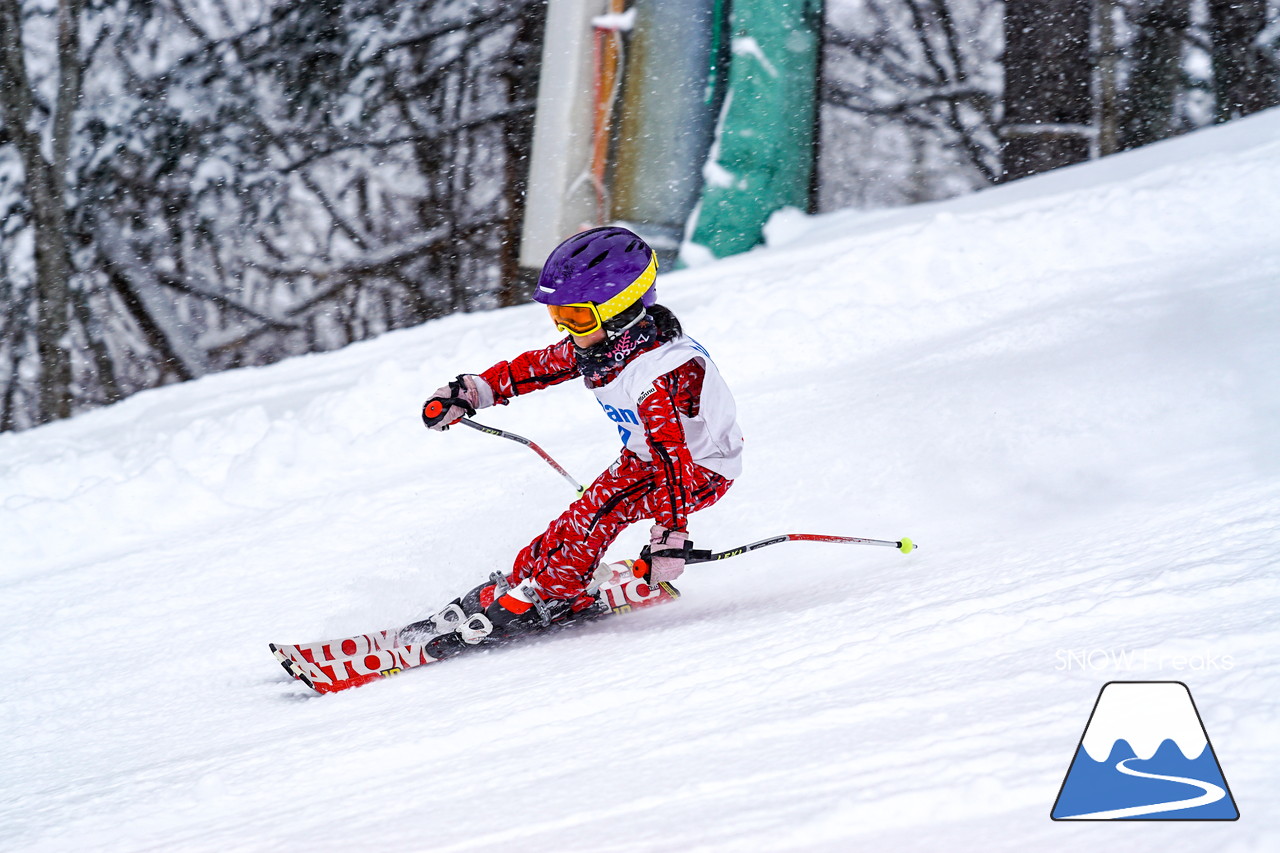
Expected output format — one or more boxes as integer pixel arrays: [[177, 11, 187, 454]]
[[547, 254, 658, 336], [547, 302, 606, 336]]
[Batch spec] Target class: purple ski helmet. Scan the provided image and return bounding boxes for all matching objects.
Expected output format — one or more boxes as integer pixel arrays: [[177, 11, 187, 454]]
[[534, 227, 658, 328]]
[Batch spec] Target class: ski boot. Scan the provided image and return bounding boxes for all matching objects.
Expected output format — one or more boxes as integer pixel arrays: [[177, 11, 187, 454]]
[[423, 572, 602, 659]]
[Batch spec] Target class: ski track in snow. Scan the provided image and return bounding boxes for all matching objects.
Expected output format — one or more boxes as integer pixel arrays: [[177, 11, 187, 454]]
[[3, 110, 1280, 852]]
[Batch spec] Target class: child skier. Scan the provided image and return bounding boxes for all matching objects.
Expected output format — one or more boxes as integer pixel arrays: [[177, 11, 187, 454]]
[[417, 226, 744, 655]]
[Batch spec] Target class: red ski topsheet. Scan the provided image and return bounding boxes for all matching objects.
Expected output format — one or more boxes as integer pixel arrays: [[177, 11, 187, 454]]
[[271, 574, 681, 694]]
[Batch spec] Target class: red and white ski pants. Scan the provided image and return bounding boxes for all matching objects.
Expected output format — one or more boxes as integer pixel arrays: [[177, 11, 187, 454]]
[[508, 451, 732, 600]]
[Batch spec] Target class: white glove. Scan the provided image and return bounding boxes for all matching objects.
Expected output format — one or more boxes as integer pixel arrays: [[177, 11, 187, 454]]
[[422, 374, 493, 430], [648, 524, 690, 583]]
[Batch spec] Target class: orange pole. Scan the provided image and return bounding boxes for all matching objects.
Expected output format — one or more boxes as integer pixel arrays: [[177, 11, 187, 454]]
[[590, 0, 627, 222]]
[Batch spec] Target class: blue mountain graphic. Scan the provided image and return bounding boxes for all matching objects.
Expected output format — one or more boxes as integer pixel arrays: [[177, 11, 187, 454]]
[[1053, 738, 1239, 820]]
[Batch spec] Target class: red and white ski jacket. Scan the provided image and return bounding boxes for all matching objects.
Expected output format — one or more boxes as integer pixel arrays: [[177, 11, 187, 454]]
[[479, 335, 743, 531]]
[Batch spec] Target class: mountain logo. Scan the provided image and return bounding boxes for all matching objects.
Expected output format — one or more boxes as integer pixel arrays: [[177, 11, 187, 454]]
[[1051, 681, 1239, 821]]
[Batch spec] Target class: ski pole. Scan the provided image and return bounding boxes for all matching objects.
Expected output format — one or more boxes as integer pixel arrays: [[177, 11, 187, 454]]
[[685, 532, 916, 562], [425, 400, 585, 494], [631, 533, 915, 583], [455, 415, 586, 496]]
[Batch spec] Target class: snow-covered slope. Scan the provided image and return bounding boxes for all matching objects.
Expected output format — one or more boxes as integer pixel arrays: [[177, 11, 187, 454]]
[[3, 110, 1278, 852]]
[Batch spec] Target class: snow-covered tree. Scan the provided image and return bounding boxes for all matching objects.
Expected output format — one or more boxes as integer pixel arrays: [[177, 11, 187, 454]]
[[819, 0, 1001, 209], [0, 0, 543, 430], [819, 0, 1279, 198]]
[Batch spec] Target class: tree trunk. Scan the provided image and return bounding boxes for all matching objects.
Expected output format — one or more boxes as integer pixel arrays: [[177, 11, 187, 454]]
[[1121, 0, 1191, 150], [1000, 0, 1092, 181], [1208, 0, 1279, 122], [0, 0, 84, 423], [498, 2, 546, 307], [1096, 0, 1122, 157]]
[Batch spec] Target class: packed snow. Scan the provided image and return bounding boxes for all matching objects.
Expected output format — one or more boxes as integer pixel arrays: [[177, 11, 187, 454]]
[[3, 109, 1279, 851]]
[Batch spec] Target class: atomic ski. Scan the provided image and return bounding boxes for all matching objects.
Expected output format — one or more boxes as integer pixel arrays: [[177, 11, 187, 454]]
[[271, 634, 444, 694], [271, 569, 681, 694]]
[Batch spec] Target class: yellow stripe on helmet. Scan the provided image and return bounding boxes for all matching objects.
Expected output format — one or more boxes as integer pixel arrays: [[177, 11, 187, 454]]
[[594, 252, 658, 323]]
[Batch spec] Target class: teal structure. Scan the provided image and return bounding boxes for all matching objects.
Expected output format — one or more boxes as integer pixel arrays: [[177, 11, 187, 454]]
[[685, 0, 823, 260]]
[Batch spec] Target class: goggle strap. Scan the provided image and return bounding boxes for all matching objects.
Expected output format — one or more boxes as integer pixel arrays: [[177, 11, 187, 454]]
[[607, 306, 646, 335]]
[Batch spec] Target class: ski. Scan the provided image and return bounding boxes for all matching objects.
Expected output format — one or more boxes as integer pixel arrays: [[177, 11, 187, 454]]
[[268, 606, 465, 693], [270, 635, 445, 694], [271, 570, 681, 694]]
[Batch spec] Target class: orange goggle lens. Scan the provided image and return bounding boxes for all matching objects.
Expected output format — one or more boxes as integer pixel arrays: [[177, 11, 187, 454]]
[[548, 303, 603, 336]]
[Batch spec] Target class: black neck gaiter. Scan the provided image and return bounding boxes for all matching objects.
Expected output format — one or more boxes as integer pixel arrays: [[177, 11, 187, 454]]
[[575, 312, 662, 387]]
